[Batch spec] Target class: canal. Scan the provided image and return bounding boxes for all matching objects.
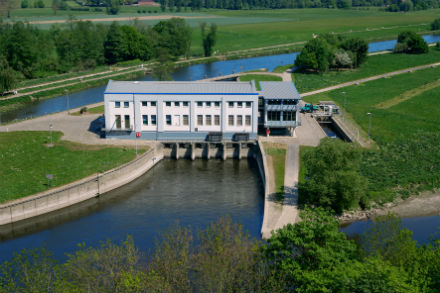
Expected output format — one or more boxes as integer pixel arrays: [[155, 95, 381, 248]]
[[0, 159, 264, 262]]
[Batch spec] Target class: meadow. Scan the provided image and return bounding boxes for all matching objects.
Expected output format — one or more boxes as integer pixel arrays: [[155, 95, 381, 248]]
[[0, 131, 142, 203], [304, 66, 440, 203]]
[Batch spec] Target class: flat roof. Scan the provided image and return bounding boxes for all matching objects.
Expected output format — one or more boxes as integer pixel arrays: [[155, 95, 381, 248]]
[[104, 80, 258, 95], [260, 81, 301, 100]]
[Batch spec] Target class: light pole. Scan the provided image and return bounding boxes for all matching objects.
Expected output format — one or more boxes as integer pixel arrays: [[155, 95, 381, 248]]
[[65, 89, 70, 114], [367, 112, 372, 139]]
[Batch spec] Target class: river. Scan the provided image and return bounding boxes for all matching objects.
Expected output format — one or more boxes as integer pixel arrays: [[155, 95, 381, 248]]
[[0, 159, 264, 263], [2, 34, 440, 123]]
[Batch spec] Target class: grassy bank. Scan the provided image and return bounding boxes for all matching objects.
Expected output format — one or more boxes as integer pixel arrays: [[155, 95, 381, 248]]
[[0, 131, 145, 203], [264, 144, 286, 197], [304, 65, 440, 204], [239, 74, 282, 90], [294, 48, 440, 93]]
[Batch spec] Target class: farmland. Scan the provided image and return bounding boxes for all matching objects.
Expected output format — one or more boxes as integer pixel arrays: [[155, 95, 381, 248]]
[[304, 66, 440, 203]]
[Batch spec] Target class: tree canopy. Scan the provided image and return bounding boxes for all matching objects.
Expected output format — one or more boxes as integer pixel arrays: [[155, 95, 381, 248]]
[[393, 31, 429, 54]]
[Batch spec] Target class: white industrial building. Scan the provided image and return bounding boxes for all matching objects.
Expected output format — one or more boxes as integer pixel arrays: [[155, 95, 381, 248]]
[[104, 80, 259, 141]]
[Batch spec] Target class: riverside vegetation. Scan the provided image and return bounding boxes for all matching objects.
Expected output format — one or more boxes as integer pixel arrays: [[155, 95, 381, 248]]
[[1, 210, 440, 292]]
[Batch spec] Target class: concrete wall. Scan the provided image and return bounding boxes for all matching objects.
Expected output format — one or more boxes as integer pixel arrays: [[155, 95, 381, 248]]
[[254, 141, 270, 238], [0, 145, 164, 226]]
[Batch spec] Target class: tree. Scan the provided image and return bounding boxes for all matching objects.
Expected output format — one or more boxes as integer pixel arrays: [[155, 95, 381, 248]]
[[152, 18, 192, 58], [104, 22, 125, 64], [106, 0, 120, 15], [340, 37, 368, 67], [295, 37, 330, 72], [263, 207, 358, 291], [200, 22, 217, 57], [431, 18, 440, 30], [0, 55, 16, 94], [394, 31, 428, 54], [298, 138, 368, 213], [152, 49, 173, 81]]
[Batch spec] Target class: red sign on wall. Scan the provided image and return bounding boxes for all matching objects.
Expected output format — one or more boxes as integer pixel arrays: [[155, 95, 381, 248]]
[[136, 132, 141, 138]]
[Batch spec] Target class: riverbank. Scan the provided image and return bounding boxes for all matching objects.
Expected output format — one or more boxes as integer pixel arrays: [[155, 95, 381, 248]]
[[339, 190, 440, 224]]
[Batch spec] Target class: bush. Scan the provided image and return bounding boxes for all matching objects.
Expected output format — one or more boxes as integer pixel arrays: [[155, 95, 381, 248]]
[[21, 0, 28, 8], [36, 0, 44, 8], [393, 31, 428, 54], [431, 18, 440, 30], [436, 41, 440, 49], [79, 107, 88, 114]]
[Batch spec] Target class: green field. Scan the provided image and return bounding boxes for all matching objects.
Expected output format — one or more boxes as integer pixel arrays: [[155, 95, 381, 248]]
[[293, 48, 440, 93], [0, 131, 143, 203], [239, 74, 282, 90], [305, 66, 440, 202]]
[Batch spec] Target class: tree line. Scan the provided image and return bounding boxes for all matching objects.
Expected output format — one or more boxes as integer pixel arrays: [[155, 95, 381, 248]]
[[0, 18, 193, 92], [1, 210, 440, 292], [158, 0, 439, 11]]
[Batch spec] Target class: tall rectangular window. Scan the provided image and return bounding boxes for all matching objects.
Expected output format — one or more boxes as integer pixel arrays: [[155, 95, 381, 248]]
[[166, 115, 172, 125], [142, 101, 147, 107], [246, 102, 251, 108], [237, 115, 243, 126], [245, 115, 251, 126], [115, 115, 121, 129], [206, 102, 211, 107], [197, 115, 203, 125], [183, 115, 189, 125], [142, 115, 148, 125], [175, 102, 180, 107], [206, 115, 212, 125], [214, 115, 220, 125], [228, 115, 234, 126], [197, 102, 203, 107], [124, 102, 129, 108], [115, 101, 120, 108], [151, 115, 157, 125], [124, 115, 130, 128], [215, 101, 220, 107]]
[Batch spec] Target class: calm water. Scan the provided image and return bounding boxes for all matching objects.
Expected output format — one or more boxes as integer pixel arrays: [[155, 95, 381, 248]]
[[0, 159, 264, 262], [3, 35, 440, 123]]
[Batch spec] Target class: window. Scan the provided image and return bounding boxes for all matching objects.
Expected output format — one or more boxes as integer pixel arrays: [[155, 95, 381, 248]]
[[175, 102, 180, 107], [245, 115, 251, 126], [197, 102, 203, 107], [206, 102, 211, 107], [228, 115, 234, 126], [151, 115, 157, 125], [183, 115, 189, 125], [151, 101, 157, 107], [124, 101, 129, 108], [215, 102, 220, 107], [283, 111, 296, 121], [268, 100, 282, 105], [237, 102, 243, 108], [246, 102, 251, 108], [197, 115, 203, 125], [206, 115, 212, 125], [174, 115, 180, 126], [166, 115, 172, 125], [183, 101, 189, 107], [166, 102, 171, 107], [115, 115, 121, 128], [237, 115, 243, 126], [115, 101, 120, 108], [143, 115, 148, 125], [214, 115, 220, 125], [228, 102, 234, 108], [124, 115, 130, 128], [268, 111, 281, 121], [142, 101, 147, 107]]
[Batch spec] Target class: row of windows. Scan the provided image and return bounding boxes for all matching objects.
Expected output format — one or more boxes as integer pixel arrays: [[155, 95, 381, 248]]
[[197, 115, 221, 126], [115, 115, 130, 129], [267, 111, 296, 122], [228, 115, 252, 126], [142, 115, 157, 126], [115, 101, 253, 108]]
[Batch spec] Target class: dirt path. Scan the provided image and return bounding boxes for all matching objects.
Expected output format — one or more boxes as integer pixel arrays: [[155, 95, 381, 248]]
[[27, 15, 217, 25]]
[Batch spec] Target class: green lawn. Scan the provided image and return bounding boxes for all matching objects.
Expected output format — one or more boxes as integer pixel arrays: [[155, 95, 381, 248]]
[[266, 147, 286, 197], [0, 131, 144, 203], [239, 74, 282, 90], [305, 66, 440, 203], [70, 105, 104, 116], [293, 48, 440, 93]]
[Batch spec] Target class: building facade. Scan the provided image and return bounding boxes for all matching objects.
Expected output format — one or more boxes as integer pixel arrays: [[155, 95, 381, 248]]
[[104, 80, 259, 141]]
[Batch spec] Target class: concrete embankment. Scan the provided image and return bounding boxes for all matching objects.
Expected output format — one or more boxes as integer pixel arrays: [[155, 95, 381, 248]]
[[0, 144, 164, 226], [255, 141, 271, 238]]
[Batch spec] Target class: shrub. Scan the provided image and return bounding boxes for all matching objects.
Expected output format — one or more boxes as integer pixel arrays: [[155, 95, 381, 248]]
[[393, 31, 428, 54], [79, 107, 88, 114], [431, 18, 440, 30], [21, 0, 28, 8]]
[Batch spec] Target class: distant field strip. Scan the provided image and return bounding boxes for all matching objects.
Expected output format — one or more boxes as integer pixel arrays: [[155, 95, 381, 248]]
[[26, 14, 217, 24], [375, 79, 440, 109]]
